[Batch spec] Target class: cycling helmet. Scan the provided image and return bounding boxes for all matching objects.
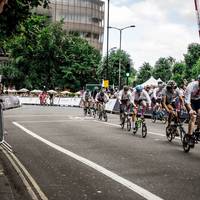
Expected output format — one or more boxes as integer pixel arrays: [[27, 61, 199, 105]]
[[100, 91, 104, 96], [123, 85, 129, 92], [166, 80, 177, 88], [158, 81, 164, 88], [135, 85, 143, 93]]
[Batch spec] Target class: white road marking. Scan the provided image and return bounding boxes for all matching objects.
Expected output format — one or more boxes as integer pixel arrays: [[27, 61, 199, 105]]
[[4, 114, 70, 118], [13, 121, 164, 200], [1, 147, 47, 200], [15, 115, 181, 141], [94, 120, 182, 140]]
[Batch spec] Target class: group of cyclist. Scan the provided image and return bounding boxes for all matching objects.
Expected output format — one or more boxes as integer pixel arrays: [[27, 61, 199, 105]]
[[82, 88, 109, 116], [81, 74, 200, 146]]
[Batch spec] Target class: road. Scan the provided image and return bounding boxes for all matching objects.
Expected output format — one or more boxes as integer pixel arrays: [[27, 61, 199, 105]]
[[3, 105, 200, 200]]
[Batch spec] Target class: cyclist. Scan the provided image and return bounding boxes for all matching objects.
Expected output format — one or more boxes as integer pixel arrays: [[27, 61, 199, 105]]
[[152, 81, 165, 114], [184, 75, 200, 145], [131, 85, 151, 132], [91, 87, 99, 113], [82, 89, 92, 114], [118, 86, 133, 123], [162, 80, 185, 131], [95, 89, 109, 111]]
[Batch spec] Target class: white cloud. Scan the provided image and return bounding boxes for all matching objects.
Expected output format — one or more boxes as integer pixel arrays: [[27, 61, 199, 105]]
[[102, 0, 199, 70]]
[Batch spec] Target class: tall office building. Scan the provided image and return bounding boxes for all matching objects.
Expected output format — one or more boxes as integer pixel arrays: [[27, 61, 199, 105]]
[[36, 0, 105, 52]]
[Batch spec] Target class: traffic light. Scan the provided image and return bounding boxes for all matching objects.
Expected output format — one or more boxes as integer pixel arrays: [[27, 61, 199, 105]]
[[125, 63, 131, 73]]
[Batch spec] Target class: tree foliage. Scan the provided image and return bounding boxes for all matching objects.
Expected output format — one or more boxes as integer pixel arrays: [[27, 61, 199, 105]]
[[1, 15, 101, 91], [192, 58, 200, 78], [184, 43, 200, 80], [97, 49, 136, 87], [171, 62, 186, 86], [0, 0, 49, 44], [136, 62, 152, 84], [152, 57, 173, 82]]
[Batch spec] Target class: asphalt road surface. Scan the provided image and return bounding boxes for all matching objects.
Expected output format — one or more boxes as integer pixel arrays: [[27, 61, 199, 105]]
[[3, 105, 200, 200]]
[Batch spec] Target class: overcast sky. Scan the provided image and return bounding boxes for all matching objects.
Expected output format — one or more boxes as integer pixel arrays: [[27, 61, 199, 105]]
[[102, 0, 199, 70]]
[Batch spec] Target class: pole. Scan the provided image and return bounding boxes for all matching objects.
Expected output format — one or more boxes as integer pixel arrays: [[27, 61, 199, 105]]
[[194, 0, 200, 38], [106, 0, 110, 79], [0, 103, 4, 143], [54, 0, 57, 21], [126, 76, 128, 85], [118, 30, 122, 89]]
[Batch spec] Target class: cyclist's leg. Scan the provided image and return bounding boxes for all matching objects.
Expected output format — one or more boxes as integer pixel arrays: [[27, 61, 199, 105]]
[[120, 103, 125, 121], [132, 102, 138, 131], [152, 98, 157, 114], [140, 100, 147, 118], [167, 104, 174, 127], [197, 109, 200, 131], [187, 101, 197, 136]]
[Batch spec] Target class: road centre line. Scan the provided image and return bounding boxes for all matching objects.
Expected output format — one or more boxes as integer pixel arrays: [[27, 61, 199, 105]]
[[94, 120, 183, 141], [94, 120, 167, 137], [13, 121, 164, 200], [15, 116, 173, 139], [4, 114, 71, 118]]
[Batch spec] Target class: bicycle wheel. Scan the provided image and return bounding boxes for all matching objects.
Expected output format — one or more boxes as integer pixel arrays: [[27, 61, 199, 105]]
[[84, 108, 87, 116], [99, 112, 102, 121], [179, 127, 186, 142], [104, 112, 108, 122], [88, 108, 92, 117], [166, 126, 173, 142], [121, 116, 125, 129], [162, 116, 168, 124], [127, 118, 131, 132], [182, 135, 190, 153], [142, 123, 147, 138], [93, 109, 96, 118], [151, 114, 156, 123]]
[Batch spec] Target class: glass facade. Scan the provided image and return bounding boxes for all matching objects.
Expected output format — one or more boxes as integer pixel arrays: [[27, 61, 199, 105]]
[[48, 0, 105, 51]]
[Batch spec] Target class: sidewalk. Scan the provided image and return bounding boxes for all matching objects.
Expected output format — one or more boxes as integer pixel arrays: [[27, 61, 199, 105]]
[[0, 158, 15, 200]]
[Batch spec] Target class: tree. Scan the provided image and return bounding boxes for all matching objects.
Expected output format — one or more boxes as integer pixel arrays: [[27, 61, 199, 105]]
[[0, 0, 49, 44], [0, 0, 7, 14], [1, 15, 101, 90], [136, 62, 153, 84], [153, 57, 173, 82], [171, 62, 186, 86], [184, 43, 200, 80], [97, 49, 135, 87], [192, 58, 200, 79]]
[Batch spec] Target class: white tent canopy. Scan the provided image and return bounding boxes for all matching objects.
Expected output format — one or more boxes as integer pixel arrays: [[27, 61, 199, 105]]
[[141, 76, 158, 87], [60, 91, 71, 94], [157, 78, 163, 83], [47, 90, 57, 94], [18, 88, 29, 93]]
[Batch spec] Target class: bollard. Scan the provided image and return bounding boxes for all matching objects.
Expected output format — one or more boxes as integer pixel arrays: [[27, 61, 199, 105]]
[[0, 102, 4, 143]]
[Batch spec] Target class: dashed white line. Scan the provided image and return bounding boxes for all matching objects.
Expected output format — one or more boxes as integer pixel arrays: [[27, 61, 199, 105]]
[[13, 121, 164, 200]]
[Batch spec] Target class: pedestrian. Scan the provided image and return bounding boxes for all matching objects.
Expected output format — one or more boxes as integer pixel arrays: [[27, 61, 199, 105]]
[[49, 93, 54, 106]]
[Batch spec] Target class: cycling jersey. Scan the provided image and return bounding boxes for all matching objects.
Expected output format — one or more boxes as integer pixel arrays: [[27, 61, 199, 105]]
[[118, 90, 132, 103], [83, 91, 92, 101], [131, 89, 151, 105], [153, 88, 163, 100], [95, 92, 109, 103], [162, 87, 181, 105], [185, 81, 200, 104]]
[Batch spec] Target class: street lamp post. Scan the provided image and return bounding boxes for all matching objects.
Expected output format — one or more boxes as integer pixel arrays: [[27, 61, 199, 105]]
[[106, 0, 110, 80], [109, 25, 135, 89]]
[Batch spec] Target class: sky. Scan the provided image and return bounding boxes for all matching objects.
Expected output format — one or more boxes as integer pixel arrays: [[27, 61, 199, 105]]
[[102, 0, 199, 70]]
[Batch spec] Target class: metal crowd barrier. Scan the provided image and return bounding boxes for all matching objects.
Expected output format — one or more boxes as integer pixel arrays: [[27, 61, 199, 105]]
[[0, 102, 12, 152]]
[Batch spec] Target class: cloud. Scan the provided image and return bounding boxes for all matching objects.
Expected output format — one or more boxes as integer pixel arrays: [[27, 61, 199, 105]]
[[103, 0, 199, 70]]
